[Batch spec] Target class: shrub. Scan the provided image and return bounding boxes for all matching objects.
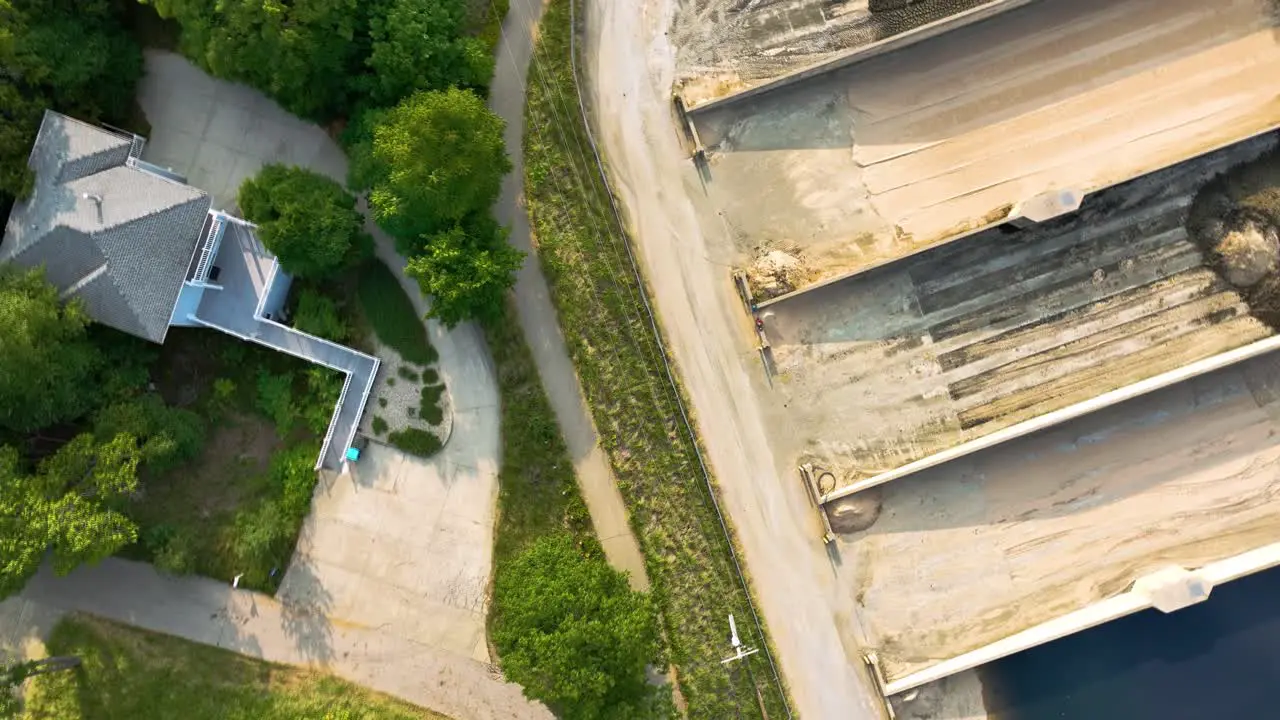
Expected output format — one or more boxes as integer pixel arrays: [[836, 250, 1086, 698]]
[[300, 367, 341, 436], [293, 289, 349, 343], [419, 383, 445, 425], [492, 534, 664, 719], [396, 365, 420, 382], [230, 499, 290, 584], [420, 367, 439, 385], [371, 416, 388, 435], [209, 377, 237, 418], [386, 427, 442, 457], [93, 394, 206, 473], [154, 530, 197, 575], [255, 371, 297, 435], [270, 446, 318, 521]]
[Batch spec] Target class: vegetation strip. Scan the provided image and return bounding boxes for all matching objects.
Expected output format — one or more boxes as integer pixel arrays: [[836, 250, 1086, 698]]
[[522, 0, 789, 716], [17, 614, 444, 719]]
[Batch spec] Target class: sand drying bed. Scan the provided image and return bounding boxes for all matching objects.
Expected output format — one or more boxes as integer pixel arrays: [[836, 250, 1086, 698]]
[[766, 133, 1279, 498], [701, 0, 1280, 301]]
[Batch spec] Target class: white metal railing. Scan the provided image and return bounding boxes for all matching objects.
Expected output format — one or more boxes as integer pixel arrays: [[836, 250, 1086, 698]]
[[192, 214, 224, 283], [316, 373, 355, 471]]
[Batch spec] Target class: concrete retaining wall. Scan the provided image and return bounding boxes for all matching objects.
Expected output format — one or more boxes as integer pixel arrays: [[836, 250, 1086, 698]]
[[881, 542, 1280, 695]]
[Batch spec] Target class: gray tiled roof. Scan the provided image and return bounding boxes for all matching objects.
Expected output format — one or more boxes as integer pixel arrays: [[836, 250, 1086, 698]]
[[1, 111, 211, 343]]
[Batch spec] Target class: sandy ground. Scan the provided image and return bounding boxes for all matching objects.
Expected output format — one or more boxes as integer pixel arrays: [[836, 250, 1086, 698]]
[[682, 0, 1280, 300], [588, 1, 885, 719], [853, 347, 1280, 683], [768, 134, 1277, 496]]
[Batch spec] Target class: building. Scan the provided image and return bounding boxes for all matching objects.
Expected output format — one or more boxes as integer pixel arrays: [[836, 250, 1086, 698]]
[[1, 111, 378, 470]]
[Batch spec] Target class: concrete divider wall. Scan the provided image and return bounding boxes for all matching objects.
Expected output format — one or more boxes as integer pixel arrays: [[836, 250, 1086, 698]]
[[881, 542, 1280, 695]]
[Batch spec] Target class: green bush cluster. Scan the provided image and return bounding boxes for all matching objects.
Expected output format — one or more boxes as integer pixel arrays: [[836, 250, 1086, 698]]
[[349, 90, 522, 327], [1, 0, 143, 208], [386, 427, 442, 457], [142, 0, 491, 122], [238, 165, 372, 280], [492, 534, 666, 720]]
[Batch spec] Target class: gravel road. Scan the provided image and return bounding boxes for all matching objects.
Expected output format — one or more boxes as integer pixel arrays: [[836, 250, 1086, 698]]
[[584, 0, 886, 717]]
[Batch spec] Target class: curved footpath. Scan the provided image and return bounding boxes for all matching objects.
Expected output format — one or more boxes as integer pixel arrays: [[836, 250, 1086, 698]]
[[489, 0, 651, 588]]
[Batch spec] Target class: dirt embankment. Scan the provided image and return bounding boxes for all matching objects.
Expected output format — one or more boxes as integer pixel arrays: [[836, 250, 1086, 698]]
[[1189, 149, 1280, 327]]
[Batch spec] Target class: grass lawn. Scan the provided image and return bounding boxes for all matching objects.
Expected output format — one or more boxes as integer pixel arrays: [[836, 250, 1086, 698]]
[[522, 1, 788, 716], [20, 614, 446, 720], [356, 260, 438, 366]]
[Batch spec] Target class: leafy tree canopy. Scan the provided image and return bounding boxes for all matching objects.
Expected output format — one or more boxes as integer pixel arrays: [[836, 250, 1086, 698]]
[[93, 394, 206, 474], [362, 0, 493, 108], [0, 267, 101, 433], [492, 533, 664, 720], [146, 0, 361, 120], [406, 217, 523, 327], [239, 164, 372, 279], [351, 88, 511, 247], [0, 433, 141, 599], [0, 0, 142, 202]]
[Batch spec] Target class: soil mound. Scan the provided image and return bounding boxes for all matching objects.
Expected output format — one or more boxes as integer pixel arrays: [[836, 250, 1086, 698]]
[[1187, 149, 1280, 327]]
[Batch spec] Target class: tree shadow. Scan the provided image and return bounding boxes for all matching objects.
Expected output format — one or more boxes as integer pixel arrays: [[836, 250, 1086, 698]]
[[274, 556, 335, 664]]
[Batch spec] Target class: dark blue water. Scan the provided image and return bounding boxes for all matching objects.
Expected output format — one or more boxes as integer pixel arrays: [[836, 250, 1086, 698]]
[[982, 564, 1280, 720]]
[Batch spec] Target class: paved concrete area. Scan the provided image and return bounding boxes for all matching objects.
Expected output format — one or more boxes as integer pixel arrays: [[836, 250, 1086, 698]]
[[1, 560, 551, 720], [493, 0, 650, 589], [139, 49, 499, 668], [138, 50, 347, 208]]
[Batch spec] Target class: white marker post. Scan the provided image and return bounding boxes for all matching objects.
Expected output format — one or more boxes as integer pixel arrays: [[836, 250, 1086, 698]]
[[720, 614, 760, 665]]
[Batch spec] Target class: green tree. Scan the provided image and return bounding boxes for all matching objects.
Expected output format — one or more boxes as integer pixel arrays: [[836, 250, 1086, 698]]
[[0, 267, 101, 433], [292, 288, 349, 342], [406, 218, 523, 327], [93, 395, 206, 473], [362, 0, 493, 107], [0, 434, 142, 599], [239, 165, 372, 279], [144, 0, 361, 120], [492, 534, 663, 719], [350, 88, 510, 250], [1, 0, 142, 203]]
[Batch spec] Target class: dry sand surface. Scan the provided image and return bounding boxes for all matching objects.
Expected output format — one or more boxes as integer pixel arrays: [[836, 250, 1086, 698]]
[[768, 134, 1278, 496], [685, 0, 1280, 300], [848, 349, 1280, 683]]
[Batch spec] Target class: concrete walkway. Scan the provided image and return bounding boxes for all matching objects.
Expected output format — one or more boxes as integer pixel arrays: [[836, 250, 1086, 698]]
[[2, 560, 552, 720], [490, 0, 650, 589]]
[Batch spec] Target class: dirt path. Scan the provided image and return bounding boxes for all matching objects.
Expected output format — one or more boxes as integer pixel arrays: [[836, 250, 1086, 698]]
[[586, 1, 885, 717], [488, 0, 649, 588]]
